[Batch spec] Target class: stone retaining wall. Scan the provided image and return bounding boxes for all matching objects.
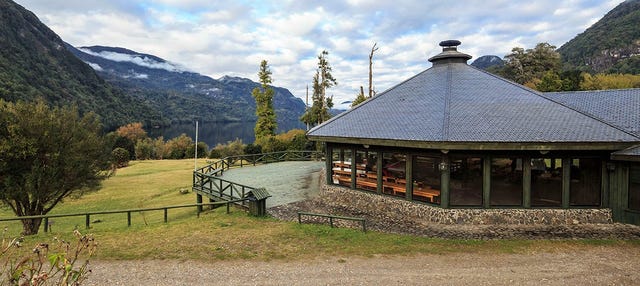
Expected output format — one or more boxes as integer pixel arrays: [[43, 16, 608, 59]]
[[320, 183, 613, 225]]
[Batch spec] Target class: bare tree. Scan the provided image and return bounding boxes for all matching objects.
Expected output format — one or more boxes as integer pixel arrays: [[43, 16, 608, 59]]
[[368, 42, 379, 98]]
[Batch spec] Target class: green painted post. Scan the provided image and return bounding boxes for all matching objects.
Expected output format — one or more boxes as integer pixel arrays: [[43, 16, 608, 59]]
[[562, 158, 571, 208], [326, 144, 333, 185], [523, 157, 531, 208], [405, 155, 413, 201], [440, 154, 450, 208], [376, 151, 383, 195], [351, 147, 357, 189], [483, 156, 491, 208]]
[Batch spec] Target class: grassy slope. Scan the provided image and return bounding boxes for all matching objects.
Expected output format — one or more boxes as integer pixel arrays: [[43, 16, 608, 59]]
[[1, 159, 638, 261]]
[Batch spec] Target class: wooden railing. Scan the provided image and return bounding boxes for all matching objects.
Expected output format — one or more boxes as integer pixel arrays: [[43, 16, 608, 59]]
[[193, 150, 323, 206], [0, 200, 245, 233], [297, 211, 367, 232]]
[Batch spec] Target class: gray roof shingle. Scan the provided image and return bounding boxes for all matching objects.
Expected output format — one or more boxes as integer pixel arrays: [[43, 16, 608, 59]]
[[546, 89, 640, 137], [308, 61, 640, 146]]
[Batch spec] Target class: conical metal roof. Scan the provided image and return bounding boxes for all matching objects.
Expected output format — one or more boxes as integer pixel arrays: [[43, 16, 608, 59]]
[[307, 41, 640, 150]]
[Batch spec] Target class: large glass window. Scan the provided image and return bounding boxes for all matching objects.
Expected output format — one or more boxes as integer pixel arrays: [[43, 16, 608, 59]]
[[381, 153, 406, 198], [450, 156, 483, 206], [531, 158, 562, 207], [629, 164, 640, 211], [355, 150, 377, 193], [491, 158, 523, 206], [570, 158, 601, 206], [331, 148, 352, 188], [412, 156, 441, 204]]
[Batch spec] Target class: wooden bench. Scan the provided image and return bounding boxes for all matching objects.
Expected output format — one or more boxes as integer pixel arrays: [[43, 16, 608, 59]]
[[413, 188, 441, 203]]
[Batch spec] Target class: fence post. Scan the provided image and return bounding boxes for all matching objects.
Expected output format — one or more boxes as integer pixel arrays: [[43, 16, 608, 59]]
[[164, 208, 168, 223], [85, 214, 90, 229], [127, 212, 131, 227], [329, 217, 334, 228], [44, 217, 49, 233], [226, 201, 230, 214], [298, 212, 302, 224]]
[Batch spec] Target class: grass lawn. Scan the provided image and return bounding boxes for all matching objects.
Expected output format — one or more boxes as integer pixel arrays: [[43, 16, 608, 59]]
[[1, 159, 639, 261]]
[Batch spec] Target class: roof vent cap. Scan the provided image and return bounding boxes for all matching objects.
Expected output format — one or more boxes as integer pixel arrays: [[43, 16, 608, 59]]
[[429, 39, 472, 64]]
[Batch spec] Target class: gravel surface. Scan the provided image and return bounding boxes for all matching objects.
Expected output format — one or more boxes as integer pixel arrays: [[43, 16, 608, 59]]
[[86, 248, 640, 285]]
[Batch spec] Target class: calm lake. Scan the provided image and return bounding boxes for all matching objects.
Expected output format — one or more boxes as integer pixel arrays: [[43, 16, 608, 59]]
[[148, 121, 306, 148]]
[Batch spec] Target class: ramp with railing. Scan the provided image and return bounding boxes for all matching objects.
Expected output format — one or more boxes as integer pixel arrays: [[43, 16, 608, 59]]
[[192, 151, 323, 211]]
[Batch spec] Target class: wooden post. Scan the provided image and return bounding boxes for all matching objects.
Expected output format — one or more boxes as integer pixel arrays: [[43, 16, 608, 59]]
[[405, 154, 413, 200], [163, 208, 168, 223], [350, 147, 357, 189], [127, 212, 131, 227], [85, 214, 90, 229], [376, 151, 383, 195], [44, 217, 49, 233], [196, 194, 203, 213], [523, 157, 531, 208], [326, 144, 333, 185], [440, 154, 450, 208], [562, 158, 571, 208], [483, 156, 491, 208]]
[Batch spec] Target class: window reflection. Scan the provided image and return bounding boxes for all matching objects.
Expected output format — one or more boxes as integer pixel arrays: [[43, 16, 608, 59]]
[[450, 157, 482, 206], [570, 158, 601, 206], [412, 156, 441, 204], [531, 158, 562, 207], [491, 158, 523, 206]]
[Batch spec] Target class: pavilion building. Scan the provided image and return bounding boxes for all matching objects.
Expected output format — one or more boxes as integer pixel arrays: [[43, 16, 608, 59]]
[[306, 40, 640, 225]]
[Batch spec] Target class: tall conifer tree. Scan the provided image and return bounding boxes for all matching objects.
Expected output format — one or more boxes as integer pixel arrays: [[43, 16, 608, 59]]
[[252, 60, 277, 140]]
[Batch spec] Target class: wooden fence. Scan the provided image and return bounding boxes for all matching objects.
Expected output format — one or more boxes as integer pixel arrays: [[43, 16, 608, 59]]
[[0, 200, 244, 233]]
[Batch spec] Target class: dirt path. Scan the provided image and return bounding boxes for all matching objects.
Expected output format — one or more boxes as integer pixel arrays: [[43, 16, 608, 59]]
[[86, 247, 639, 285]]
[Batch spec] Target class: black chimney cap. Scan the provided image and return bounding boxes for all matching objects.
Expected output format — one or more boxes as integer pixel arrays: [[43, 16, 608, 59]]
[[439, 40, 461, 47]]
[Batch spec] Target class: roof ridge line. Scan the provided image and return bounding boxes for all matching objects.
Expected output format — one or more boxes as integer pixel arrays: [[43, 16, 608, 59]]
[[441, 65, 452, 141]]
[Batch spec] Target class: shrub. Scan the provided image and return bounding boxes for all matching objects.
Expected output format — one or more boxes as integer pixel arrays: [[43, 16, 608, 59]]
[[164, 134, 193, 159], [211, 138, 244, 162], [111, 147, 130, 168], [1, 229, 97, 285], [243, 143, 262, 155]]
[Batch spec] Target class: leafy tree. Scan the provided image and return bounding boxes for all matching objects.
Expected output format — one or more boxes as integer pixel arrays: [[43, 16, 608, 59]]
[[252, 60, 277, 140], [164, 134, 193, 159], [116, 122, 148, 142], [533, 71, 564, 92], [580, 73, 640, 90], [301, 50, 337, 126], [186, 142, 208, 159], [111, 147, 130, 168], [351, 86, 366, 107], [500, 43, 561, 84], [0, 100, 113, 235]]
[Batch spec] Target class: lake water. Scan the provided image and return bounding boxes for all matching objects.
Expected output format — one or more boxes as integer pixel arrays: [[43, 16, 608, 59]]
[[148, 120, 306, 148]]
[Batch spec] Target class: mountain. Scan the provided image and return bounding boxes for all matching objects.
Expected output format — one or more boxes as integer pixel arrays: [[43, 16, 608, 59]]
[[558, 0, 640, 73], [68, 45, 306, 128], [0, 0, 164, 130], [470, 55, 504, 70]]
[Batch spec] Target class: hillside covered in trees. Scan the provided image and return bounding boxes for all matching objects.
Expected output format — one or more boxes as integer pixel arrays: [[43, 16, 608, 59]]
[[558, 0, 640, 74], [0, 0, 164, 130]]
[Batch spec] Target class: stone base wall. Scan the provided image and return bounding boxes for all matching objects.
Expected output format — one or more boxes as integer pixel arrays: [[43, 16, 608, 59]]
[[320, 183, 613, 225]]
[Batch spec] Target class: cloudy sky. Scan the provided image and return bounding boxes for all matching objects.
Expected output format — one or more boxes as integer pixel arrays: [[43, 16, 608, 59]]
[[15, 0, 624, 108]]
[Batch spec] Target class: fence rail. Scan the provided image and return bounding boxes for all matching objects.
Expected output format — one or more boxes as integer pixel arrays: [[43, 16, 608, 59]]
[[297, 211, 367, 232], [0, 200, 245, 232]]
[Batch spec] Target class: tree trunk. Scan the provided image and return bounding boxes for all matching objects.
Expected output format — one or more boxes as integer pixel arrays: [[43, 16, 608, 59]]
[[21, 218, 43, 235]]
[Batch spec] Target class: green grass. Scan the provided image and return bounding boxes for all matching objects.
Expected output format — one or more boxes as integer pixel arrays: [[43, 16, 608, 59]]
[[1, 159, 639, 261]]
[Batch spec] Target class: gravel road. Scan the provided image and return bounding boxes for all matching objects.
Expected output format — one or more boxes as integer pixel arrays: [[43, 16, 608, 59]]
[[86, 247, 639, 285]]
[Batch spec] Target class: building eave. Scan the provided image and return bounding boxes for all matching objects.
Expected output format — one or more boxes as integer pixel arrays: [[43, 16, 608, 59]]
[[308, 135, 639, 151]]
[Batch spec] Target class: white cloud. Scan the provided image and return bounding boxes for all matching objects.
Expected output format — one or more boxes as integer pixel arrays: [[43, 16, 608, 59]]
[[14, 0, 627, 108], [84, 62, 103, 71], [78, 48, 186, 72]]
